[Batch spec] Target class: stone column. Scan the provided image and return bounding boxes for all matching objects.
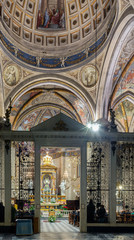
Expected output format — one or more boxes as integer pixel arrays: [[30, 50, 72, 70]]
[[34, 141, 40, 232], [109, 141, 117, 224], [80, 142, 87, 232], [5, 140, 11, 225]]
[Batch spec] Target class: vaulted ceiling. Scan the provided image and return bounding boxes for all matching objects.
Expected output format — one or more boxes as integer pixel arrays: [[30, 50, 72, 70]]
[[0, 0, 133, 132]]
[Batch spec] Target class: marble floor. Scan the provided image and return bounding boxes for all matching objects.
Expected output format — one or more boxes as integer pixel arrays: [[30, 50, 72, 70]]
[[1, 220, 134, 240], [40, 219, 79, 232], [0, 233, 134, 240]]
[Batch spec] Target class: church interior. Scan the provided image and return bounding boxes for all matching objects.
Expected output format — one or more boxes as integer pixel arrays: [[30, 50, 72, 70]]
[[0, 0, 134, 234]]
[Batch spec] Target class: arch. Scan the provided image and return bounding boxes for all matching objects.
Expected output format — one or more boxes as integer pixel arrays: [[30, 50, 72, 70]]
[[5, 74, 96, 128], [96, 13, 134, 119], [13, 103, 79, 130], [112, 91, 134, 109]]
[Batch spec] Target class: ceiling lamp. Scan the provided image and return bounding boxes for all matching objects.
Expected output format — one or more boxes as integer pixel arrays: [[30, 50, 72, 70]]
[[87, 122, 100, 131]]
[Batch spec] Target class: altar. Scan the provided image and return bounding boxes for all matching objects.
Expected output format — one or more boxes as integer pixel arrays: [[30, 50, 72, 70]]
[[40, 152, 66, 212]]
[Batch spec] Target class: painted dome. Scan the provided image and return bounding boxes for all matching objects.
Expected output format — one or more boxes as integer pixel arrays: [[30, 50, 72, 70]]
[[1, 0, 116, 59]]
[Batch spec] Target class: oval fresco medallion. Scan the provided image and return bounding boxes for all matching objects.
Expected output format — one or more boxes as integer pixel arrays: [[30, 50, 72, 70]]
[[80, 65, 99, 88], [3, 64, 22, 86]]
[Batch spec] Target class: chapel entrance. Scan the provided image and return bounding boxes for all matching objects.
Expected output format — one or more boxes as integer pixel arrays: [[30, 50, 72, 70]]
[[40, 147, 80, 232]]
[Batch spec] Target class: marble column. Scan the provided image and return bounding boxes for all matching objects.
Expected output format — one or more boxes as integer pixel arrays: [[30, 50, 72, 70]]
[[5, 140, 11, 225], [109, 141, 117, 224], [34, 141, 40, 232], [80, 143, 87, 232]]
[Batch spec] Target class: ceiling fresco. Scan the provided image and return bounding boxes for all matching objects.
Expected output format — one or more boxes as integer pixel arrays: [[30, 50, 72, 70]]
[[16, 108, 60, 131], [113, 58, 134, 100], [112, 29, 134, 86], [11, 87, 91, 130], [37, 0, 65, 30], [114, 99, 134, 132], [110, 27, 134, 132], [0, 0, 116, 69]]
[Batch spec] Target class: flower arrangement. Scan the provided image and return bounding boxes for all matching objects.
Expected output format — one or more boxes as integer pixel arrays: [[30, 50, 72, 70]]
[[29, 205, 35, 211], [61, 205, 68, 210], [48, 215, 56, 222], [23, 202, 29, 212]]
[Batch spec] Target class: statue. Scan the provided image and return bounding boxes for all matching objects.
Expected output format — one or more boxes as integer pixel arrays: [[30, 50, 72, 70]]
[[43, 176, 50, 191], [59, 180, 66, 195], [28, 179, 33, 195]]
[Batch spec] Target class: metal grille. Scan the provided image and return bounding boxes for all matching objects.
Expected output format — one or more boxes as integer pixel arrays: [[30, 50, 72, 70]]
[[0, 140, 4, 204], [87, 142, 110, 211], [11, 141, 35, 203], [116, 142, 134, 211]]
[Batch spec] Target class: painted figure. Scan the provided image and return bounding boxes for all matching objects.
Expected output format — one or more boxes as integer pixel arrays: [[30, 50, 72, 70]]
[[59, 10, 65, 28], [51, 9, 60, 25], [37, 10, 42, 28], [43, 8, 50, 28]]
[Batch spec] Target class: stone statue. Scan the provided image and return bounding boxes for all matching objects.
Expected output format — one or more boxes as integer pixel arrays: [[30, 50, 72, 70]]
[[59, 180, 66, 195], [28, 179, 33, 195]]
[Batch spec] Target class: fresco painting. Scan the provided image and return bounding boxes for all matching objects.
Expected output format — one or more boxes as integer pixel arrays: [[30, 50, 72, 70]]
[[114, 99, 134, 132], [37, 0, 65, 29], [58, 92, 90, 124], [17, 108, 59, 130], [114, 104, 124, 128], [123, 100, 134, 128], [17, 110, 41, 131], [114, 64, 134, 99], [11, 88, 90, 130]]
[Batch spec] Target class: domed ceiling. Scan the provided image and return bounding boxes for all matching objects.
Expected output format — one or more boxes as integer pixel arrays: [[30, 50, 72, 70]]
[[1, 0, 116, 69]]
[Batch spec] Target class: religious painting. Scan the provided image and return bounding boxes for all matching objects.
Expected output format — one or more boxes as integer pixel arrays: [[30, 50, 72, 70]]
[[37, 0, 65, 29], [80, 65, 99, 88], [3, 64, 22, 86]]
